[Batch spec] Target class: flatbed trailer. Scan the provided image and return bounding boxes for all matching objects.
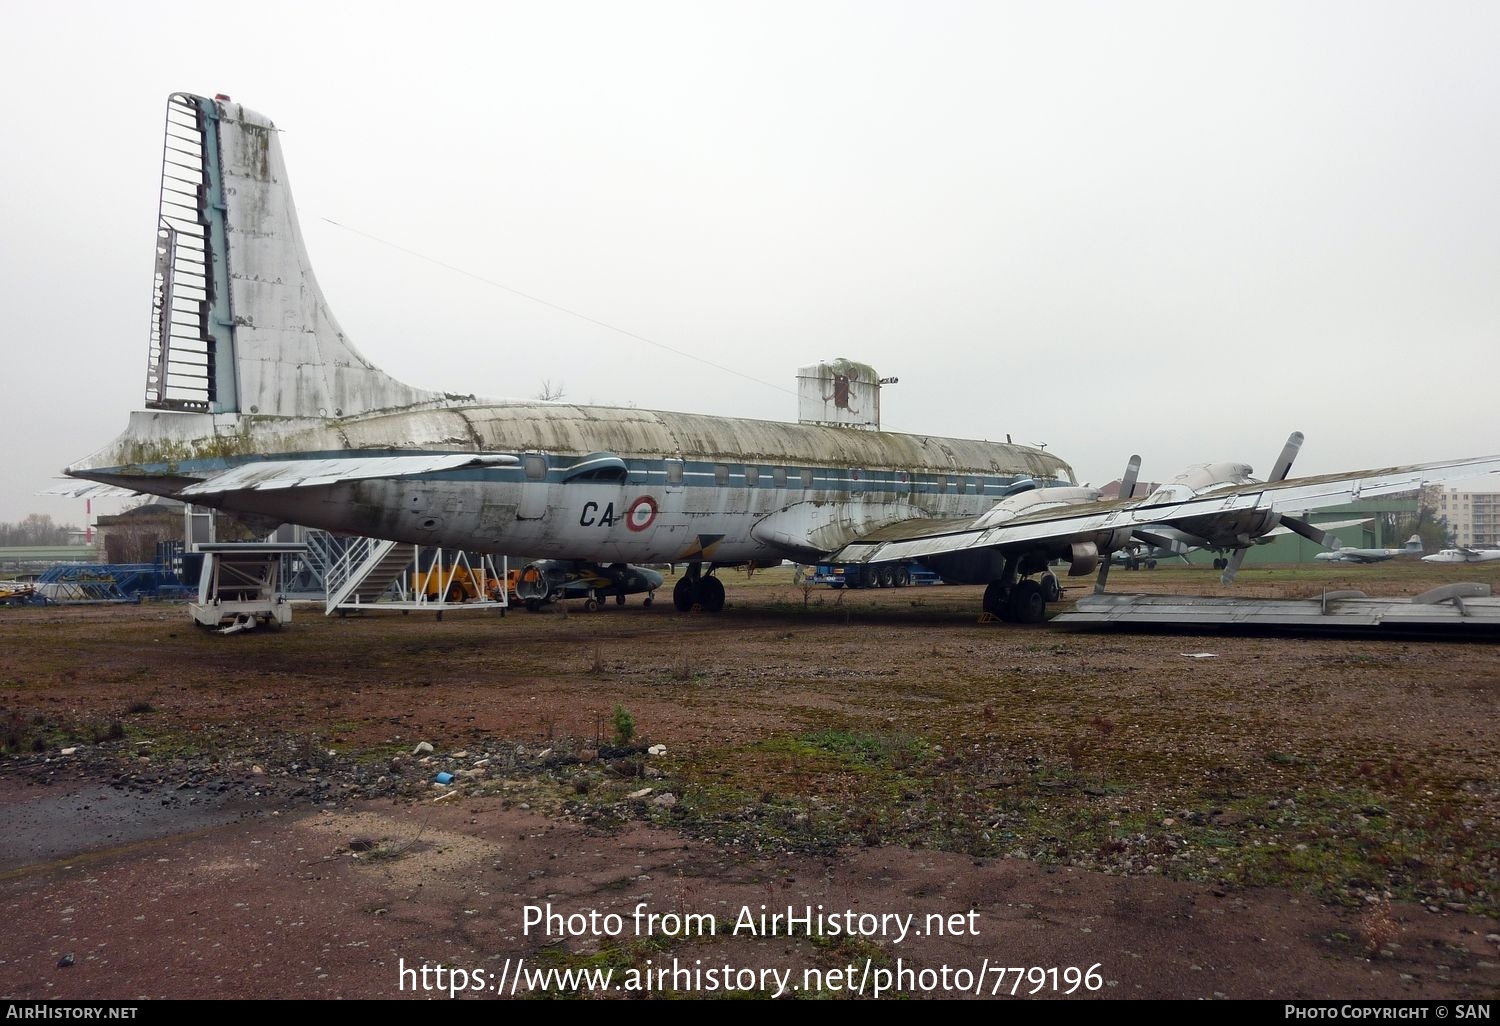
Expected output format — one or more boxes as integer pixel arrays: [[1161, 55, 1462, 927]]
[[807, 561, 943, 589]]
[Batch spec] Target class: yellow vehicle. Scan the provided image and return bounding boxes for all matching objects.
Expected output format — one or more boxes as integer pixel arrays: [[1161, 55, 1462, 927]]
[[410, 564, 504, 603]]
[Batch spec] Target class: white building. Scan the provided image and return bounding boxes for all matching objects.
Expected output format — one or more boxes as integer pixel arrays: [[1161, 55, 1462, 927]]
[[1426, 484, 1500, 548]]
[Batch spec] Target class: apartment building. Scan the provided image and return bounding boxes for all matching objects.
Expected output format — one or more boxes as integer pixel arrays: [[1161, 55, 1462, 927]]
[[1425, 485, 1500, 547]]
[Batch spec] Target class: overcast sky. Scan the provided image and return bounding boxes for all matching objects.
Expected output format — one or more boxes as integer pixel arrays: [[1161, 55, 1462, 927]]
[[2, 1, 1498, 525]]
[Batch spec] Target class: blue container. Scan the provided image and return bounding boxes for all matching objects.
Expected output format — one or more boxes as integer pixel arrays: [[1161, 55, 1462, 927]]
[[434, 771, 455, 785]]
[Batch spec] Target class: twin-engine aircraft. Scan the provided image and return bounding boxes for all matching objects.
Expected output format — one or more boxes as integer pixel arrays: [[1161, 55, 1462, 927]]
[[1423, 546, 1500, 564], [1313, 534, 1425, 564], [63, 94, 1500, 624]]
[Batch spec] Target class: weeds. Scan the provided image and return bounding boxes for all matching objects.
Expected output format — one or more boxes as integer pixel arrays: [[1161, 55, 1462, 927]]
[[612, 704, 636, 746]]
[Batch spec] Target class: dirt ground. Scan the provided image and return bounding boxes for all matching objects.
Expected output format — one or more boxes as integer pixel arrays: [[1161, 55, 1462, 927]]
[[1, 563, 1497, 1000]]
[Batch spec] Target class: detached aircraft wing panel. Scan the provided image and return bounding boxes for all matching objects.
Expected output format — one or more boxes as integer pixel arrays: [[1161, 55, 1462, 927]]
[[179, 454, 518, 496]]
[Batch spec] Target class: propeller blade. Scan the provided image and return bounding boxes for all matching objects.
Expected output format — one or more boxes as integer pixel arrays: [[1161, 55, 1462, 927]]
[[1268, 431, 1305, 483], [1220, 547, 1247, 585], [1279, 514, 1330, 547], [1118, 455, 1142, 499]]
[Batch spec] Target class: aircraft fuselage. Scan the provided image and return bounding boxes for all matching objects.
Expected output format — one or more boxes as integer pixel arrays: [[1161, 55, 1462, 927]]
[[74, 402, 1073, 572]]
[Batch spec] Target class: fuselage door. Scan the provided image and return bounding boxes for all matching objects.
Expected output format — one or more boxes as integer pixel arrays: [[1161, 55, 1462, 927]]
[[517, 453, 549, 520]]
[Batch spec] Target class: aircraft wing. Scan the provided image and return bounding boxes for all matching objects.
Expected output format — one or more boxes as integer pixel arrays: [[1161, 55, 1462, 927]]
[[832, 453, 1500, 565], [179, 453, 518, 495]]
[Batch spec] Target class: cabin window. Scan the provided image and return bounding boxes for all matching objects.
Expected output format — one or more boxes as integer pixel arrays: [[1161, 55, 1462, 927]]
[[948, 477, 959, 493], [523, 454, 547, 481], [966, 477, 977, 494], [800, 468, 814, 489], [715, 464, 730, 487], [666, 459, 684, 486], [744, 466, 759, 487], [772, 467, 787, 488]]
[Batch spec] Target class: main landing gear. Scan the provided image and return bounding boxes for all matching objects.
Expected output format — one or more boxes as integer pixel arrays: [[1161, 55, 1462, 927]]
[[982, 562, 1062, 625], [672, 563, 725, 613]]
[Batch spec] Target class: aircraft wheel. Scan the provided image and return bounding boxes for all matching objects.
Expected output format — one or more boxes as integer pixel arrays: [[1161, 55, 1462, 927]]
[[1009, 581, 1046, 624], [699, 576, 726, 613], [584, 598, 599, 612], [1146, 559, 1157, 570], [672, 577, 695, 612], [1040, 573, 1062, 603], [643, 595, 654, 608], [615, 592, 626, 606], [525, 598, 541, 612]]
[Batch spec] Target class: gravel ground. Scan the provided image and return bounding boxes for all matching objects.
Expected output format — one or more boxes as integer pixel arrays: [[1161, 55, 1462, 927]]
[[1, 563, 1496, 999]]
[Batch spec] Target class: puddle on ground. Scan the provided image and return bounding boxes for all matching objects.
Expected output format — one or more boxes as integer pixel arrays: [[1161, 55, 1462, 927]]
[[0, 784, 251, 872]]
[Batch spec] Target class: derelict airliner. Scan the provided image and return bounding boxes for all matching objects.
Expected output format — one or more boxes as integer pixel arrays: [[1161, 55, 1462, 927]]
[[63, 94, 1500, 622]]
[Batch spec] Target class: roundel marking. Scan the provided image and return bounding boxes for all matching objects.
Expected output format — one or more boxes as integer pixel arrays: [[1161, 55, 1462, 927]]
[[626, 495, 659, 532]]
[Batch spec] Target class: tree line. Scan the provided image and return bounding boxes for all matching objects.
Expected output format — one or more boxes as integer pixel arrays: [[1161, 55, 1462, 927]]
[[0, 514, 83, 547]]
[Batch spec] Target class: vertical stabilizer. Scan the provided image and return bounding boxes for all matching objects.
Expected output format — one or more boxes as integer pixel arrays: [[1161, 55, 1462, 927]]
[[143, 93, 441, 420]]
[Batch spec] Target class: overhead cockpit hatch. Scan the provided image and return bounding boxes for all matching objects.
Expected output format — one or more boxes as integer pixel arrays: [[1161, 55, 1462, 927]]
[[563, 453, 629, 483]]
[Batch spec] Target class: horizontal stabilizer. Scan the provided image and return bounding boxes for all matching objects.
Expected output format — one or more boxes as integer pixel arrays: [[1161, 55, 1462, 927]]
[[41, 482, 145, 499], [180, 454, 518, 495]]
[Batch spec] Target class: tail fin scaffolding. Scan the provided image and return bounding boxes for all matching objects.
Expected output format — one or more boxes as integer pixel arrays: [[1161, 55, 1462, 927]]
[[144, 93, 440, 421]]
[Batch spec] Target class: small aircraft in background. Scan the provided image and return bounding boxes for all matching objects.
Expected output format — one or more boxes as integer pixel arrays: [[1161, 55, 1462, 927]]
[[513, 560, 664, 612], [1313, 534, 1424, 564], [1421, 546, 1500, 564], [1116, 515, 1373, 570]]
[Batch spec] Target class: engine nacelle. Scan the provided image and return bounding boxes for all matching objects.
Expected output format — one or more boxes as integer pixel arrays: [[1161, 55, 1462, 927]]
[[514, 561, 562, 602], [1068, 541, 1099, 577]]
